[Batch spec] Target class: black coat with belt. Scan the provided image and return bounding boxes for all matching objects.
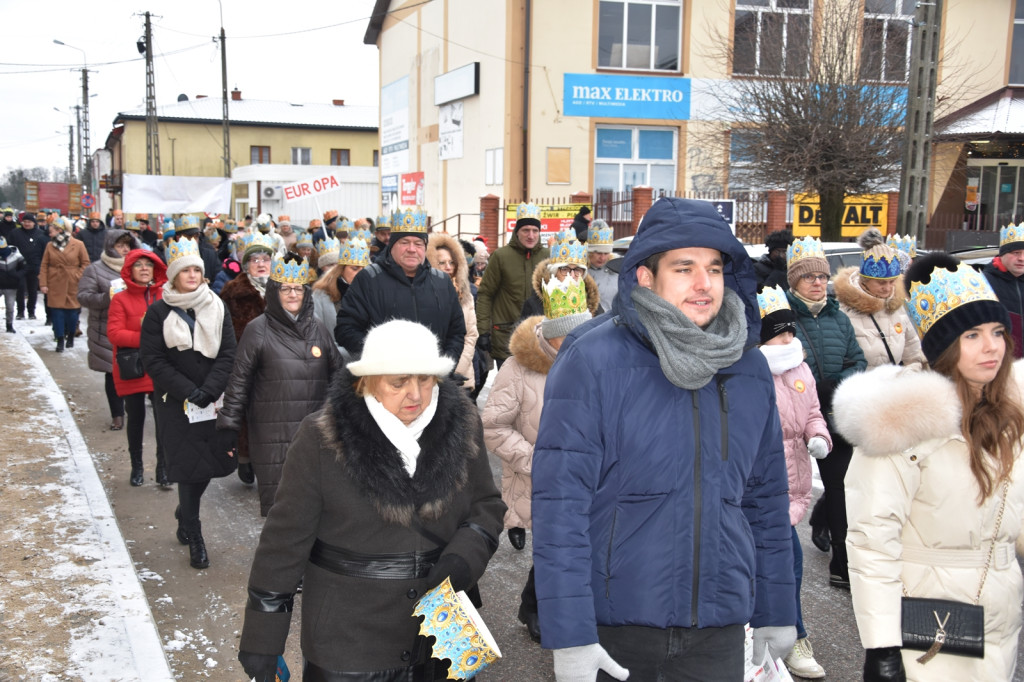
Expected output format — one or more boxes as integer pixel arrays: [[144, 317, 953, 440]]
[[239, 371, 505, 675]]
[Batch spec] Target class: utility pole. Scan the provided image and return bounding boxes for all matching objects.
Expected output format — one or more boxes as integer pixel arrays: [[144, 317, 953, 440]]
[[897, 0, 943, 242], [220, 24, 231, 178], [74, 105, 82, 184], [81, 67, 92, 191], [143, 11, 162, 175], [67, 125, 75, 183]]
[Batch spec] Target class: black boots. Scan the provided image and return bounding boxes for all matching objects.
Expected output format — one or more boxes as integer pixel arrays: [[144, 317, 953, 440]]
[[508, 527, 526, 550], [174, 506, 190, 545], [186, 520, 210, 569], [129, 451, 144, 486], [237, 461, 255, 485], [155, 452, 171, 488], [518, 602, 541, 643], [829, 542, 850, 590], [809, 498, 830, 553], [5, 323, 14, 333], [64, 332, 74, 349], [55, 336, 65, 353]]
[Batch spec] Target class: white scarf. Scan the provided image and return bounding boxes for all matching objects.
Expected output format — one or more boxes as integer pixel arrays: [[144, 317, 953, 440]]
[[759, 337, 806, 376], [248, 274, 268, 298], [364, 384, 440, 477], [160, 282, 225, 359]]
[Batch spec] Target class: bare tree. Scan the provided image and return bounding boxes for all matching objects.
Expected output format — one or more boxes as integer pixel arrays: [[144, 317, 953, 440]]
[[0, 167, 53, 210]]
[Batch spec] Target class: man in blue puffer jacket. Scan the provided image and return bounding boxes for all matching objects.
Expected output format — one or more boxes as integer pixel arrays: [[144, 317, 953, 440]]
[[532, 197, 796, 681]]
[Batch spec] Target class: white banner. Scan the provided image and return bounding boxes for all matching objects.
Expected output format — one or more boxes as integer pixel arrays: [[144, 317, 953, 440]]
[[122, 174, 232, 214], [281, 173, 342, 202]]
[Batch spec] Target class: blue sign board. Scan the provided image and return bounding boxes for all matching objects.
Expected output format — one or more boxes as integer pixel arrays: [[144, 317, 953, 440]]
[[564, 73, 691, 120]]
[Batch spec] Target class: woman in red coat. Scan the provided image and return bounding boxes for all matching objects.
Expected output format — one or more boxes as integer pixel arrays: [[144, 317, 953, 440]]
[[108, 249, 168, 487]]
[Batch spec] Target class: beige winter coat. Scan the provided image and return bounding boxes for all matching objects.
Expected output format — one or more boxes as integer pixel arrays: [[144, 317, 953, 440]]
[[834, 266, 926, 369], [427, 233, 478, 388], [39, 238, 90, 309], [835, 363, 1024, 681], [481, 316, 555, 529]]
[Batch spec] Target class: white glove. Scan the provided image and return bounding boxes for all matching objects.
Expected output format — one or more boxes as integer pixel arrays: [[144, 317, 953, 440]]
[[807, 436, 829, 460], [752, 625, 797, 663], [553, 643, 629, 682]]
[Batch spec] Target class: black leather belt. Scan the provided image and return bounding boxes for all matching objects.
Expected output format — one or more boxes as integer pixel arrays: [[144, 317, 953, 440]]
[[310, 539, 442, 580]]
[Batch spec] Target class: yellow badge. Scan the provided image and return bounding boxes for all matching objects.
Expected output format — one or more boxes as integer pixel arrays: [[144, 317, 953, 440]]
[[311, 345, 322, 358], [794, 379, 806, 393], [894, 322, 903, 334]]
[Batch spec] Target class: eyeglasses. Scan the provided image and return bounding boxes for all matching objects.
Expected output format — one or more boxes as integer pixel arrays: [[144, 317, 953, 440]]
[[799, 273, 829, 283], [557, 266, 585, 277], [249, 255, 271, 264], [279, 286, 304, 296]]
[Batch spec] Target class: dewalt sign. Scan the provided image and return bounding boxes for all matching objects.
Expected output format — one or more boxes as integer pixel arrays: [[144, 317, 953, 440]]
[[793, 193, 888, 238]]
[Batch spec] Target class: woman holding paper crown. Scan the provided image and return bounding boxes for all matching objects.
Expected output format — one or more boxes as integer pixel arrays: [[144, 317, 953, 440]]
[[238, 319, 504, 682], [139, 236, 237, 570], [519, 236, 603, 320], [218, 254, 343, 517], [427, 231, 479, 389], [312, 236, 369, 354], [835, 253, 1024, 681], [482, 253, 594, 645]]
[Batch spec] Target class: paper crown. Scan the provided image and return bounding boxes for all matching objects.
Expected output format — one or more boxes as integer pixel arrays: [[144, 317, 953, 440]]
[[551, 228, 573, 245], [376, 214, 391, 228], [295, 231, 314, 249], [787, 236, 826, 267], [126, 220, 140, 231], [516, 202, 541, 221], [549, 237, 589, 270], [350, 227, 374, 243], [270, 256, 312, 285], [860, 246, 902, 280], [1000, 223, 1024, 249], [589, 223, 614, 246], [413, 577, 501, 680], [180, 215, 200, 230], [317, 235, 340, 257], [0, 236, 7, 248], [165, 235, 201, 266], [277, 214, 291, 225], [338, 218, 354, 232], [339, 238, 371, 267], [886, 234, 917, 258], [393, 207, 428, 233], [324, 209, 339, 222], [244, 232, 277, 260], [756, 285, 791, 319], [906, 262, 1000, 338], [221, 220, 238, 234], [542, 274, 589, 319]]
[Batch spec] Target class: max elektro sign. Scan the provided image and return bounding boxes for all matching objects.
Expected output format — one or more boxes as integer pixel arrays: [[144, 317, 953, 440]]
[[563, 73, 690, 120]]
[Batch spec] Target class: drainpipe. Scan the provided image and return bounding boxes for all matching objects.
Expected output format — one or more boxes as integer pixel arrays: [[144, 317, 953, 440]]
[[522, 0, 531, 201]]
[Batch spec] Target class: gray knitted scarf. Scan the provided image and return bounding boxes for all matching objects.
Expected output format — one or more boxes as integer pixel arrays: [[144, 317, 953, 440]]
[[631, 285, 748, 390]]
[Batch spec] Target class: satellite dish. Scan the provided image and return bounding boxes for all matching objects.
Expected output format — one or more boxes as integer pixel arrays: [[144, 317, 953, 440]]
[[177, 94, 189, 102]]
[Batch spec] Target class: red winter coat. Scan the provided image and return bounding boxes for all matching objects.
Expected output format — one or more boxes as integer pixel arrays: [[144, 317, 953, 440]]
[[108, 249, 167, 397]]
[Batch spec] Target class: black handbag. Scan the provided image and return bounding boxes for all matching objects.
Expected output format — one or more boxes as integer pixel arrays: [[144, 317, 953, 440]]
[[900, 480, 1008, 664], [115, 347, 145, 380]]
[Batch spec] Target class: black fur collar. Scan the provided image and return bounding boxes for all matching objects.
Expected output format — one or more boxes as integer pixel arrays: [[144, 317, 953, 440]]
[[316, 370, 482, 526]]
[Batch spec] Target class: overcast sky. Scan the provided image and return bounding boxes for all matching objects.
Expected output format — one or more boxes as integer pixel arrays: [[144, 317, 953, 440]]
[[0, 0, 381, 178]]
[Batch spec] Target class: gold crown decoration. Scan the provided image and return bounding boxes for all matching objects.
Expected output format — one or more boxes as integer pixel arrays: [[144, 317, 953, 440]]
[[165, 235, 201, 267], [413, 577, 502, 679], [393, 207, 428, 233], [295, 231, 314, 249], [756, 285, 791, 319], [542, 275, 588, 319], [906, 262, 1000, 338], [376, 213, 391, 228], [787, 236, 826, 267], [316, 236, 340, 259], [339, 218, 354, 232], [339, 238, 371, 267], [860, 245, 902, 280], [246, 231, 277, 254], [516, 202, 542, 221], [549, 237, 589, 270], [589, 223, 614, 247], [270, 256, 313, 285], [350, 227, 374, 243], [552, 228, 574, 244], [1000, 223, 1024, 249], [886, 233, 916, 258]]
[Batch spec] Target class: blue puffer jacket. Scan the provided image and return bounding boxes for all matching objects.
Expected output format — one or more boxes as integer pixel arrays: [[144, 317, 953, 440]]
[[532, 198, 795, 649]]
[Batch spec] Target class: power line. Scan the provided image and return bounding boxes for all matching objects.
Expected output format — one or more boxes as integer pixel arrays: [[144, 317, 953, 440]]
[[0, 43, 211, 75]]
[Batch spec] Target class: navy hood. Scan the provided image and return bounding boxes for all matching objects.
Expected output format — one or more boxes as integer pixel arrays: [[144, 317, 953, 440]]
[[612, 197, 761, 347]]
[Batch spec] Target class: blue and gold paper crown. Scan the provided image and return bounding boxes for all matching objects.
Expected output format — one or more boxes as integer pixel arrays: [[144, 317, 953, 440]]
[[180, 215, 200, 230], [376, 214, 391, 229], [339, 238, 371, 267], [787, 236, 825, 267], [589, 223, 614, 247], [552, 228, 573, 244], [270, 257, 312, 285], [317, 236, 340, 259], [516, 202, 541, 221], [860, 246, 902, 280], [0, 236, 7, 248], [246, 232, 277, 255], [906, 262, 1000, 338], [339, 218, 354, 232], [756, 285, 791, 319], [350, 227, 374, 243], [1000, 223, 1024, 249], [542, 275, 589, 319], [549, 237, 588, 270], [413, 577, 501, 679], [886, 234, 917, 258], [165, 235, 201, 267], [295, 231, 314, 249], [393, 207, 428, 233]]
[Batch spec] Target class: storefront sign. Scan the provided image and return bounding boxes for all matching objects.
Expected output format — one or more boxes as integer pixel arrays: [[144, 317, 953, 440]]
[[564, 73, 690, 120], [504, 203, 588, 234], [793, 193, 888, 238]]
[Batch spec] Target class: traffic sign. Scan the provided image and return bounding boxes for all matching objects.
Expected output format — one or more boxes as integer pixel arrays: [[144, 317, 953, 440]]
[[81, 194, 96, 209]]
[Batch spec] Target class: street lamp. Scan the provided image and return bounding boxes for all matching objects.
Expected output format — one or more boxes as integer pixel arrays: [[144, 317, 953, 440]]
[[53, 39, 92, 193]]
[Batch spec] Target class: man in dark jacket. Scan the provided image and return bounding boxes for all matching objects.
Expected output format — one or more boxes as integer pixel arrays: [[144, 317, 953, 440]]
[[0, 209, 17, 243], [177, 220, 221, 280], [370, 220, 391, 263], [571, 205, 591, 242], [9, 213, 48, 319], [334, 213, 466, 362], [532, 197, 796, 682], [475, 203, 549, 367], [984, 227, 1024, 359], [753, 228, 794, 291], [76, 212, 107, 263]]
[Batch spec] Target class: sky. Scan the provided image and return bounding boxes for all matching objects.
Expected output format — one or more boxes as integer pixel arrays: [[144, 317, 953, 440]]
[[0, 0, 381, 178]]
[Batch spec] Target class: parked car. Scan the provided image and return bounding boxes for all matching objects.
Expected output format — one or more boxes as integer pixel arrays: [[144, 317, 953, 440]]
[[949, 246, 998, 271]]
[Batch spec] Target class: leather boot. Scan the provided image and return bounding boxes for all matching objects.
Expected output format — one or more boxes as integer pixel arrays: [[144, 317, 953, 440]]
[[174, 506, 190, 545], [829, 541, 850, 589], [129, 451, 144, 487], [809, 498, 830, 553], [187, 520, 210, 569], [155, 451, 171, 488], [55, 336, 64, 353], [508, 527, 526, 550], [64, 332, 74, 349], [518, 601, 541, 643]]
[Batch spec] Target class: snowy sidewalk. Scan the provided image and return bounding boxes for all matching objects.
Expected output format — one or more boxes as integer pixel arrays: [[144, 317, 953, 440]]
[[0, 329, 172, 681]]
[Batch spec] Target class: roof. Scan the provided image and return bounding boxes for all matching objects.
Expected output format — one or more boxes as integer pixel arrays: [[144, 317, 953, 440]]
[[363, 0, 391, 45], [935, 87, 1024, 138], [114, 97, 378, 131]]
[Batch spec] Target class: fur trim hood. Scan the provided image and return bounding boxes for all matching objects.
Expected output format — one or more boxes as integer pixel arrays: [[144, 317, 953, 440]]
[[509, 315, 555, 375], [426, 232, 472, 305], [315, 369, 484, 526], [833, 265, 907, 316], [530, 257, 602, 315]]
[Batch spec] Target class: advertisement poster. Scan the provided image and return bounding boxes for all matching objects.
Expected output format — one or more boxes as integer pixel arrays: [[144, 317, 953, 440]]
[[400, 172, 425, 207], [504, 203, 588, 234], [439, 101, 464, 160], [381, 77, 410, 177], [381, 175, 399, 217], [793, 193, 888, 238]]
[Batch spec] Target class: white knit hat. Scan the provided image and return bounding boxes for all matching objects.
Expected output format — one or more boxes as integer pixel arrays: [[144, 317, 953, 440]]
[[348, 320, 455, 377]]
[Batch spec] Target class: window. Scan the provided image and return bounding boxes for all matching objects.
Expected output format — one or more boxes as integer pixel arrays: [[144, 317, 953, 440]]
[[734, 0, 813, 77], [250, 145, 270, 164], [547, 148, 571, 184], [594, 126, 676, 195], [860, 0, 914, 82], [291, 147, 312, 165], [330, 149, 351, 166], [1012, 2, 1024, 85], [373, 149, 380, 167], [729, 129, 762, 190], [485, 148, 504, 186], [598, 0, 681, 71]]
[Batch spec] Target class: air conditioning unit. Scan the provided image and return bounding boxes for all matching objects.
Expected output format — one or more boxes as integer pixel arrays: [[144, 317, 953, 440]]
[[262, 185, 282, 201]]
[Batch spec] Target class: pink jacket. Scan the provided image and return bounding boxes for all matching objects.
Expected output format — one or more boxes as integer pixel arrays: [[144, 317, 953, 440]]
[[772, 362, 831, 526]]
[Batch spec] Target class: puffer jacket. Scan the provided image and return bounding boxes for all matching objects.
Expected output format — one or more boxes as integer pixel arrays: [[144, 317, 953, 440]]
[[532, 197, 795, 649], [107, 250, 166, 396], [520, 257, 603, 320], [836, 363, 1024, 681], [39, 236, 89, 309], [984, 259, 1024, 359], [475, 230, 548, 361], [218, 281, 343, 516], [427, 232, 479, 387], [482, 316, 555, 529], [833, 266, 925, 369], [0, 244, 26, 289], [78, 230, 138, 373], [76, 224, 107, 263]]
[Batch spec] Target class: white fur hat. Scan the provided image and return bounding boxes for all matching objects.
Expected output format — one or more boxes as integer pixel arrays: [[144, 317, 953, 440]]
[[347, 320, 455, 378]]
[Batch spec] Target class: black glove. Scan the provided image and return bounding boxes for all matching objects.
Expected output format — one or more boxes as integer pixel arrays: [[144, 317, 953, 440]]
[[238, 651, 278, 682], [186, 388, 213, 408], [476, 333, 491, 353], [216, 429, 239, 456], [864, 647, 906, 682], [426, 554, 472, 592]]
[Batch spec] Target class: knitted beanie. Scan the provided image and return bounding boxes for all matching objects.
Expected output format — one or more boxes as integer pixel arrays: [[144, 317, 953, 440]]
[[787, 256, 830, 289]]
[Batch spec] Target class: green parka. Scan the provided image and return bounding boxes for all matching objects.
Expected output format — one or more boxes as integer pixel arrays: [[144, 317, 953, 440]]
[[475, 230, 548, 361]]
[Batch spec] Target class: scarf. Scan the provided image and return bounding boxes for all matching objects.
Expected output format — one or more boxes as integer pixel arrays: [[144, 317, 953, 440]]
[[160, 282, 225, 359], [631, 285, 747, 390], [791, 289, 827, 316], [101, 252, 125, 273], [759, 337, 805, 376], [50, 231, 70, 252], [248, 274, 268, 298], [364, 384, 440, 477]]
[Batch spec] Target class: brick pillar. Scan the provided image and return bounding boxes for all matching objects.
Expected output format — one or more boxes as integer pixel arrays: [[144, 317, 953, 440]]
[[480, 194, 500, 249], [766, 190, 788, 234], [631, 186, 654, 235], [886, 191, 900, 235], [570, 190, 592, 207]]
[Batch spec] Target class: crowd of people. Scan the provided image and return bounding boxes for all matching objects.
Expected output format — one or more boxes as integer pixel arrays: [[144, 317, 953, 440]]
[[5, 197, 1024, 681]]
